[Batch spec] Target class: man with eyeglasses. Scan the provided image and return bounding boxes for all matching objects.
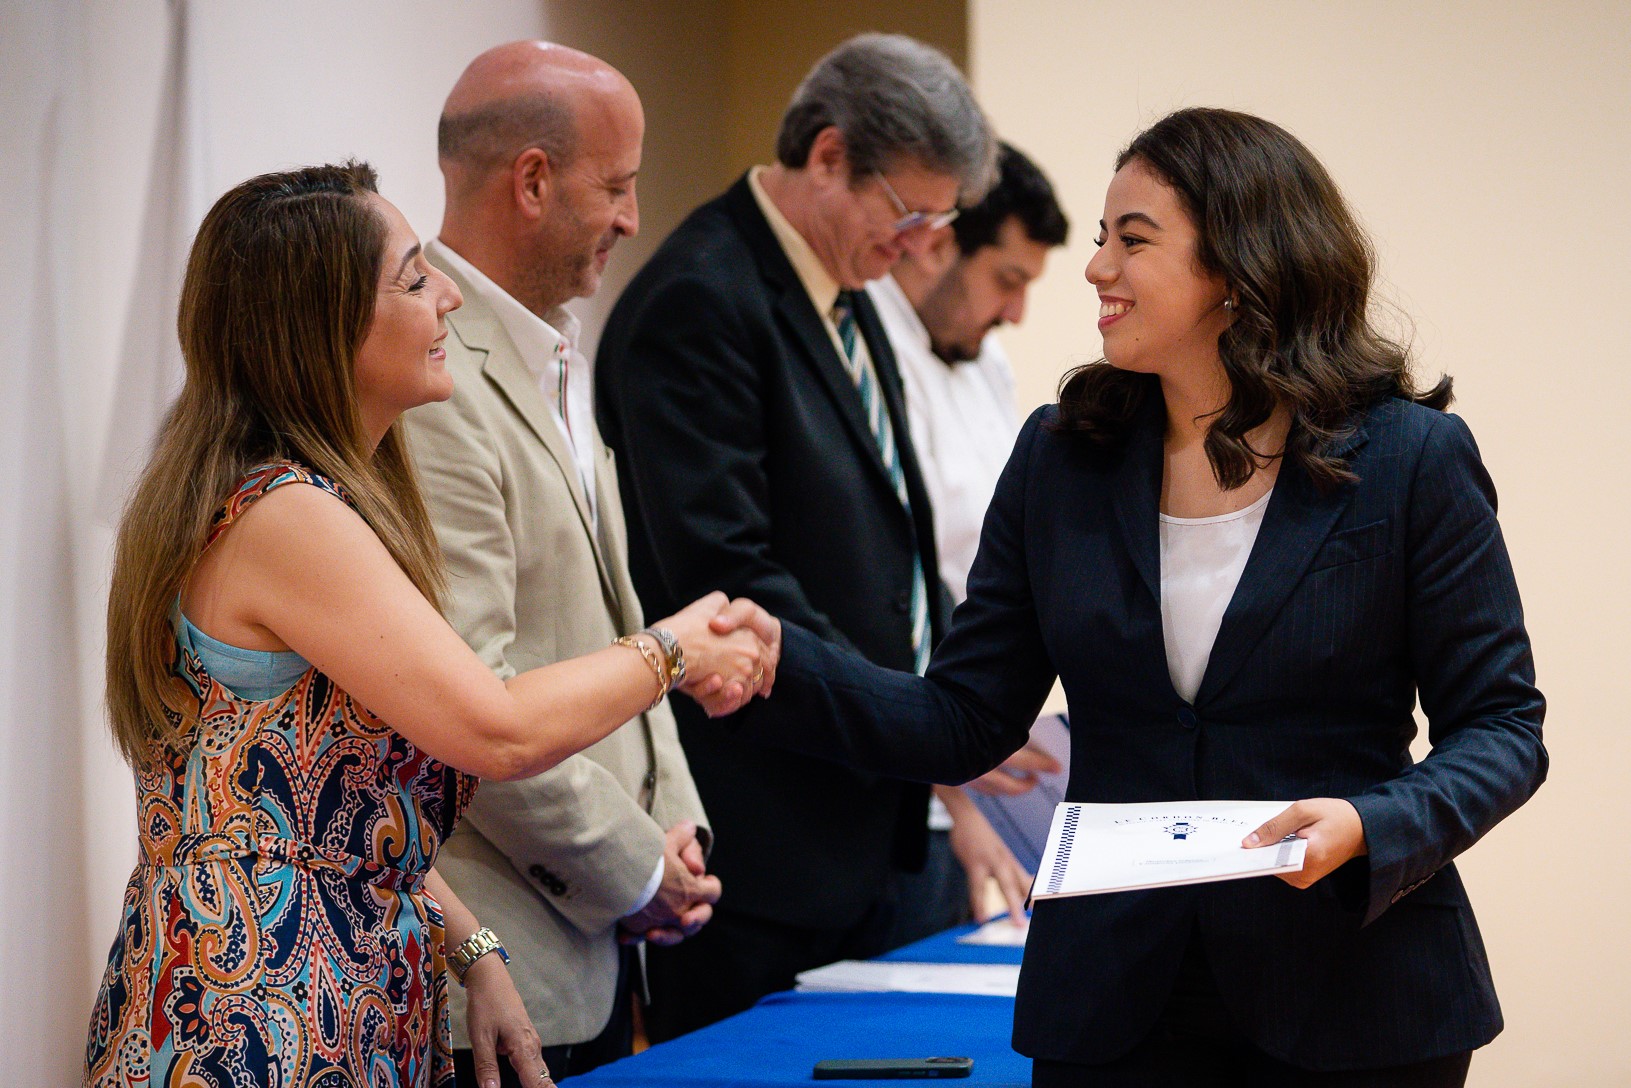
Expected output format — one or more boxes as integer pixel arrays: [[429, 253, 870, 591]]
[[596, 33, 994, 1040]]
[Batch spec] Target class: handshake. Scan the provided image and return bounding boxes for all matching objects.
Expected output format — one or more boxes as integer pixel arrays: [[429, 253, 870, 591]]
[[654, 592, 783, 719]]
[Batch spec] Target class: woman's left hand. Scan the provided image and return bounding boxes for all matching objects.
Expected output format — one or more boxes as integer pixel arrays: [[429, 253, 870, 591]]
[[463, 955, 551, 1087], [1242, 797, 1367, 889]]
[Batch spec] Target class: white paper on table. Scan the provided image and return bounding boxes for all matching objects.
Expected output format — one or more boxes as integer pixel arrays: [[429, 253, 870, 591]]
[[956, 916, 1029, 947], [794, 959, 1021, 997], [1034, 800, 1307, 898]]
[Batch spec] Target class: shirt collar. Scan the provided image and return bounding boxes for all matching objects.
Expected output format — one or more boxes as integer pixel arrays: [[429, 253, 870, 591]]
[[427, 238, 580, 366], [748, 166, 841, 318], [867, 273, 931, 353]]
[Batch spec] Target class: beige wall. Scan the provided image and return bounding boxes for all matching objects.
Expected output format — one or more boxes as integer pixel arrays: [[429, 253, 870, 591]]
[[541, 1, 730, 359], [720, 0, 966, 182], [970, 2, 1631, 1083]]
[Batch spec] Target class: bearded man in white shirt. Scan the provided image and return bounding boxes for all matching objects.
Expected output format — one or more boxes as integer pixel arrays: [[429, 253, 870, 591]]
[[868, 141, 1071, 947], [404, 41, 718, 1088]]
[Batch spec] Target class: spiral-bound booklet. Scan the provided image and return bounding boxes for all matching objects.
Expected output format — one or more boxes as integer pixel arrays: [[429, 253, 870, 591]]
[[1033, 801, 1307, 899]]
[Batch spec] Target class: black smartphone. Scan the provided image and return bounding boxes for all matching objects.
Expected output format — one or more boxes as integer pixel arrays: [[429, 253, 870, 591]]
[[812, 1056, 973, 1079]]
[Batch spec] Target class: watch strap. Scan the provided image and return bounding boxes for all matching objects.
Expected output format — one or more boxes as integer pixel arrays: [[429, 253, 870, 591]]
[[447, 926, 510, 985]]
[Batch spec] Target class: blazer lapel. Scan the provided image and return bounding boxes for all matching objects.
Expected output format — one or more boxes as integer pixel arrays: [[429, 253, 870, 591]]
[[1195, 425, 1369, 704], [594, 440, 640, 629], [432, 256, 618, 602], [777, 292, 898, 484], [1109, 397, 1166, 606], [481, 346, 601, 541], [726, 181, 898, 491]]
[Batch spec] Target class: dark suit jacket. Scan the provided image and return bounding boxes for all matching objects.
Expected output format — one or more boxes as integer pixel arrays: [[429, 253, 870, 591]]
[[595, 175, 950, 931], [760, 396, 1547, 1069]]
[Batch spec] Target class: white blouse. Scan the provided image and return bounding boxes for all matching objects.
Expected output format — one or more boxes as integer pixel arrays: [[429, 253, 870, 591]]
[[1159, 489, 1273, 703]]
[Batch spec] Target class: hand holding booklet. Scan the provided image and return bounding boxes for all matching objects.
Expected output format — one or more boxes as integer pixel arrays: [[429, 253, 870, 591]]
[[1034, 800, 1307, 899]]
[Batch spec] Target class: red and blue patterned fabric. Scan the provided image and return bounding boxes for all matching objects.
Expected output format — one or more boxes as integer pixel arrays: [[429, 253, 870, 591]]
[[86, 462, 478, 1086]]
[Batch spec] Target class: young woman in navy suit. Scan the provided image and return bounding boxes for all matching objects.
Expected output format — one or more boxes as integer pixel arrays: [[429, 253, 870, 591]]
[[737, 108, 1546, 1086]]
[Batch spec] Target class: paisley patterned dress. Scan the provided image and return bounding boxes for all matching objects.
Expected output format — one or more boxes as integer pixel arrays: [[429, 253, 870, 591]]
[[86, 463, 478, 1087]]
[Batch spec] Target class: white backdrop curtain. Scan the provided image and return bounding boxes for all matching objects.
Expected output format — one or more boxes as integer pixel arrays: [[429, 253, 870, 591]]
[[1, 3, 551, 1079]]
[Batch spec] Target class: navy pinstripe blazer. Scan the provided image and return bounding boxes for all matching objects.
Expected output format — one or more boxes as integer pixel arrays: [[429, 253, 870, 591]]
[[759, 395, 1547, 1070]]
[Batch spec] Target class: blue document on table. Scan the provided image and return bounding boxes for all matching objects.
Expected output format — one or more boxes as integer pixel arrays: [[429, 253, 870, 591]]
[[965, 713, 1069, 874]]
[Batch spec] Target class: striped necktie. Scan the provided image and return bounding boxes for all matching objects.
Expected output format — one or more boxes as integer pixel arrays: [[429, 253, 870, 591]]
[[831, 291, 931, 675]]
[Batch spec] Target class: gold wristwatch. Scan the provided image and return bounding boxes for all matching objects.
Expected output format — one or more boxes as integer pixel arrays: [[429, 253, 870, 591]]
[[447, 926, 509, 986]]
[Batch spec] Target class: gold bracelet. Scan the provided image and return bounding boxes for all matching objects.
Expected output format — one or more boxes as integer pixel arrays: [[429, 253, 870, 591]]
[[613, 634, 669, 710], [641, 626, 686, 686]]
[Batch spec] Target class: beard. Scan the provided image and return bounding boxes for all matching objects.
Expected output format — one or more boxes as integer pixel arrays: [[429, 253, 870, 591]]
[[561, 246, 598, 299], [929, 331, 984, 364], [515, 246, 590, 314], [524, 201, 610, 310], [918, 270, 987, 364]]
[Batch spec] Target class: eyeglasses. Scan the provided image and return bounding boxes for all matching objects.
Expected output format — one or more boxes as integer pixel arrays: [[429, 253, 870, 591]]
[[874, 173, 959, 233]]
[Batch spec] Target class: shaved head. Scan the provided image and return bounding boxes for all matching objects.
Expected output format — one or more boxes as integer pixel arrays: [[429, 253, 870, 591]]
[[435, 41, 644, 315], [438, 41, 635, 180]]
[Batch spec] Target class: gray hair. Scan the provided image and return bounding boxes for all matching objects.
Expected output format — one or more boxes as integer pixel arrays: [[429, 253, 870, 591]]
[[775, 34, 995, 201], [438, 92, 576, 172]]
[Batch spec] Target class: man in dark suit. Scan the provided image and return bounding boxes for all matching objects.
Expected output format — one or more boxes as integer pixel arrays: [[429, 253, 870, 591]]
[[595, 33, 994, 1039]]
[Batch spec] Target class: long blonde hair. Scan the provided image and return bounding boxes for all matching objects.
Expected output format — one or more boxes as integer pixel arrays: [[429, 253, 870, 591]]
[[106, 161, 446, 767]]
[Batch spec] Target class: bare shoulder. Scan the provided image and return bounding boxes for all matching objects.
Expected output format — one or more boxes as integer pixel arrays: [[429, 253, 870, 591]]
[[219, 480, 404, 597], [232, 479, 378, 550], [184, 479, 394, 649]]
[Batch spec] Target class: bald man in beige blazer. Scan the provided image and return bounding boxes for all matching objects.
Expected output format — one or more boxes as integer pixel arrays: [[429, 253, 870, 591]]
[[406, 42, 716, 1087]]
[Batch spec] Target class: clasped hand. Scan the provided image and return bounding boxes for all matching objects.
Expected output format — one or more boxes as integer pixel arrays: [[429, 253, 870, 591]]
[[658, 592, 783, 717], [618, 820, 722, 946]]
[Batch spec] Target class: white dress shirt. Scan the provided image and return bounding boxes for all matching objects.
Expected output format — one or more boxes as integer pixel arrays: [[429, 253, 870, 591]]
[[429, 239, 599, 532], [867, 273, 1019, 602]]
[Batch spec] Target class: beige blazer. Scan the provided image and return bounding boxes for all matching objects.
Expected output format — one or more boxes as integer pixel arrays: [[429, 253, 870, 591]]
[[405, 252, 708, 1047]]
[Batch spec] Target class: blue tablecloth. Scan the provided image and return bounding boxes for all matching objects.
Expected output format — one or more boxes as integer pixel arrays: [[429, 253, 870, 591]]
[[570, 992, 1027, 1087], [568, 924, 1031, 1086], [875, 921, 1027, 966]]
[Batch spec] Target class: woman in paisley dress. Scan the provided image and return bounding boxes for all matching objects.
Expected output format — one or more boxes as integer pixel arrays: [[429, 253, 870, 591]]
[[86, 161, 778, 1088]]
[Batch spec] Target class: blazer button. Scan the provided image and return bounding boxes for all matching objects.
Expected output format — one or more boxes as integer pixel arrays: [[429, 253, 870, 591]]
[[1176, 707, 1198, 730], [528, 864, 568, 897], [894, 592, 911, 613]]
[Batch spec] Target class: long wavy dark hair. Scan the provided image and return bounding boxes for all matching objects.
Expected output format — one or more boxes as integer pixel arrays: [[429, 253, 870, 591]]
[[1056, 108, 1451, 490]]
